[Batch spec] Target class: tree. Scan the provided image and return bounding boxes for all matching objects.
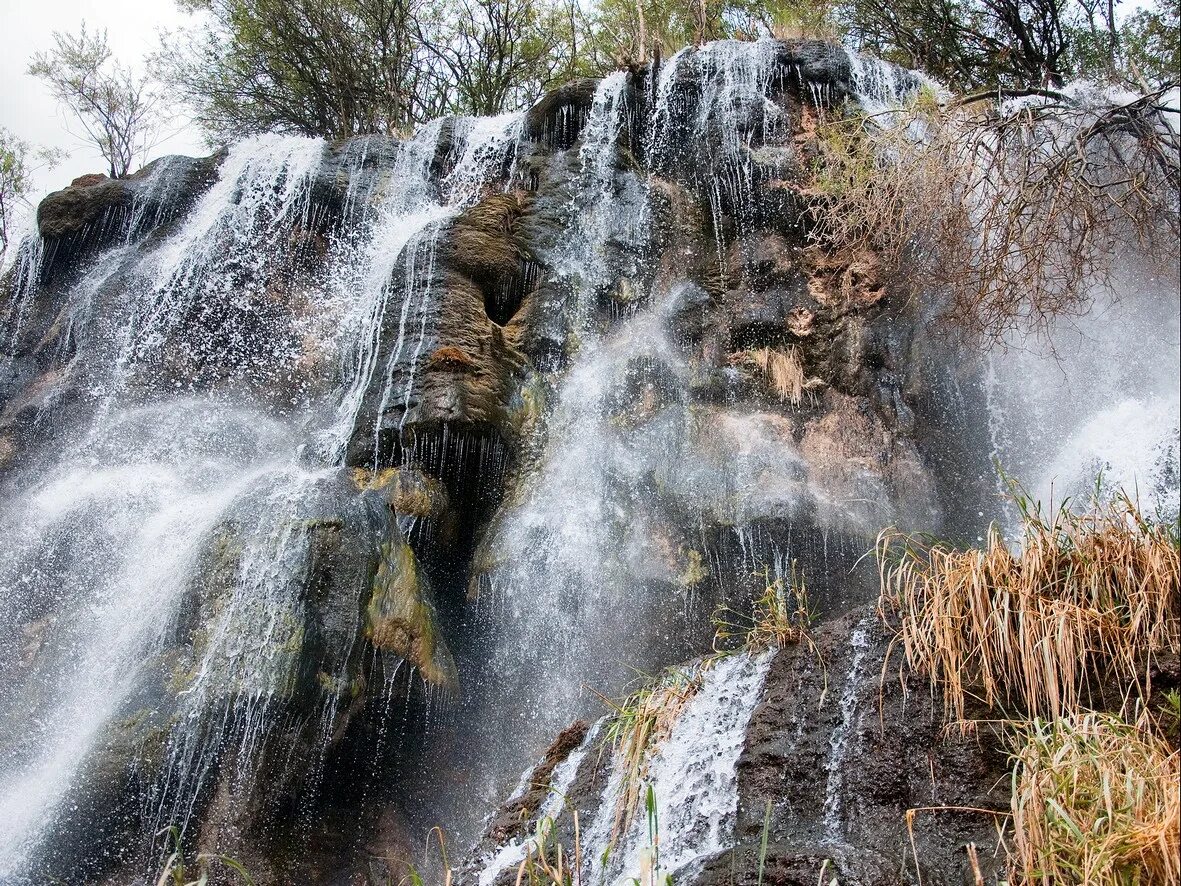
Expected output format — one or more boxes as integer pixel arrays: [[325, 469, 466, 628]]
[[1110, 0, 1179, 86], [0, 131, 34, 266], [810, 86, 1180, 341], [28, 24, 160, 178], [417, 0, 587, 116], [161, 0, 594, 136], [586, 0, 782, 66], [0, 129, 64, 265], [837, 0, 1074, 89], [160, 0, 426, 140], [821, 0, 1178, 90]]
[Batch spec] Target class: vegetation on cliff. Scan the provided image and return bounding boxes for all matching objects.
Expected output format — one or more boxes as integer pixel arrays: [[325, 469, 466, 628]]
[[879, 486, 1180, 884], [809, 85, 1180, 340]]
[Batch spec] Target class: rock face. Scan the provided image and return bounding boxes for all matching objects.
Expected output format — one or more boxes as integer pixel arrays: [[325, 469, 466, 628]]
[[467, 610, 1010, 886], [0, 40, 1000, 886]]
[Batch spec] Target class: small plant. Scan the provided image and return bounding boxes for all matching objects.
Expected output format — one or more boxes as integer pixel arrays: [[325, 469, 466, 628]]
[[632, 784, 671, 886], [514, 814, 581, 886], [877, 486, 1180, 722], [1159, 689, 1181, 745], [713, 564, 814, 653], [756, 798, 772, 886], [154, 826, 254, 886], [1008, 710, 1180, 885]]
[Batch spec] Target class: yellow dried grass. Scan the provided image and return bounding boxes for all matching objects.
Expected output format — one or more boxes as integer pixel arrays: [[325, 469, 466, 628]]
[[730, 346, 805, 406], [877, 490, 1180, 722], [1009, 709, 1180, 886]]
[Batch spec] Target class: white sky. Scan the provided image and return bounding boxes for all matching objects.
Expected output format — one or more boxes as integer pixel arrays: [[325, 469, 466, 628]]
[[0, 0, 207, 226]]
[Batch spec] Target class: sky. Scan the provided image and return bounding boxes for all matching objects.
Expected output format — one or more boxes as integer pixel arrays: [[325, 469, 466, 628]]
[[0, 0, 207, 234]]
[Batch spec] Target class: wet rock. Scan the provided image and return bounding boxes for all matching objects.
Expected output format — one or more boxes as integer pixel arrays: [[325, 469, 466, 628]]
[[346, 192, 533, 469], [470, 609, 1009, 886], [725, 277, 813, 346], [524, 78, 600, 149], [718, 609, 1010, 886], [37, 153, 221, 251], [665, 281, 713, 345], [365, 536, 457, 687], [479, 719, 591, 850], [353, 465, 451, 520]]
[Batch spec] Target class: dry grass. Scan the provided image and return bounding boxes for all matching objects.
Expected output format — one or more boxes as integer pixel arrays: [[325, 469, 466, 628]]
[[598, 665, 706, 842], [1009, 710, 1180, 885], [810, 87, 1181, 342], [729, 346, 805, 406], [877, 490, 1180, 722]]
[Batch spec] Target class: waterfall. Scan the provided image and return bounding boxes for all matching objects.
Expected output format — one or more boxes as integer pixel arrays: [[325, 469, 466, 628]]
[[577, 651, 774, 885], [0, 402, 292, 878], [0, 36, 1175, 886], [821, 616, 870, 841], [0, 115, 520, 880]]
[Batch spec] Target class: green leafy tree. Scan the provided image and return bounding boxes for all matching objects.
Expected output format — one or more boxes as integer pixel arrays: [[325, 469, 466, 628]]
[[1116, 0, 1179, 86], [0, 129, 64, 264], [159, 0, 424, 140], [588, 0, 775, 67], [417, 0, 588, 115], [28, 23, 160, 178], [0, 130, 34, 265]]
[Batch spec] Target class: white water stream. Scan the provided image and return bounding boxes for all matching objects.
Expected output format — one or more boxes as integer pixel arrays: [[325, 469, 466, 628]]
[[0, 116, 519, 878]]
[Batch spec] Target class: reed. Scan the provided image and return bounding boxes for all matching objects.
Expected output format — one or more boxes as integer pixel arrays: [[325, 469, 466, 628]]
[[1008, 710, 1180, 885], [729, 346, 805, 406], [599, 665, 705, 843], [511, 815, 579, 886], [877, 489, 1180, 722]]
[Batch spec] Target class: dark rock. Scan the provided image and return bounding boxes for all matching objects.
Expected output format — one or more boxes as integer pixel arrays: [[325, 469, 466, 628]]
[[479, 719, 591, 851], [524, 78, 600, 149], [38, 153, 222, 245]]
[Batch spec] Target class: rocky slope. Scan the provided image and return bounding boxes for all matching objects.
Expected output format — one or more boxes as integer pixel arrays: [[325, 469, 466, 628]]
[[0, 39, 1028, 886]]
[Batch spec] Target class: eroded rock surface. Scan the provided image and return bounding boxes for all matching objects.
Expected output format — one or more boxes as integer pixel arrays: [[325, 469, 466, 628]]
[[0, 40, 997, 886]]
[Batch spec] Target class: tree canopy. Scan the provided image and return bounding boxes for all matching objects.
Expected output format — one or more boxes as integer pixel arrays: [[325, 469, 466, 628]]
[[10, 0, 1169, 158], [28, 24, 160, 178]]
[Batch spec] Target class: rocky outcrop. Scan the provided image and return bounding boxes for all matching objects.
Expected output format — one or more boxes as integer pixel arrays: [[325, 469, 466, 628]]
[[0, 39, 999, 886], [468, 609, 1009, 886]]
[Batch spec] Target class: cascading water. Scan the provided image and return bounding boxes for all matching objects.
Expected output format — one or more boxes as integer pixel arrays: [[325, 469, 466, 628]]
[[821, 616, 870, 842], [607, 651, 775, 883], [0, 114, 521, 881], [0, 35, 1175, 886], [0, 132, 332, 876], [983, 275, 1181, 523]]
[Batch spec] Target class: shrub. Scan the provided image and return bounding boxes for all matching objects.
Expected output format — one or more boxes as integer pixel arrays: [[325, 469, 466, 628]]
[[810, 88, 1180, 342]]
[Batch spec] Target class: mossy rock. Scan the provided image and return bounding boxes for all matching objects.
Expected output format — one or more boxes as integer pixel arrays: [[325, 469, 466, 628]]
[[352, 465, 450, 519], [364, 538, 457, 687]]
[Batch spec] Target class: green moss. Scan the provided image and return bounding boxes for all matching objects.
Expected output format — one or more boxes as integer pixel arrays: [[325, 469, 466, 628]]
[[364, 539, 457, 687], [677, 548, 708, 588]]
